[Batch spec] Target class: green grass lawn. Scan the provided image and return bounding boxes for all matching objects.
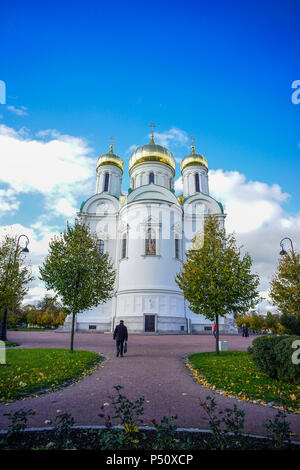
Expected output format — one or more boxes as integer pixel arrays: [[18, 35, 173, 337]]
[[0, 348, 101, 402], [188, 351, 300, 413]]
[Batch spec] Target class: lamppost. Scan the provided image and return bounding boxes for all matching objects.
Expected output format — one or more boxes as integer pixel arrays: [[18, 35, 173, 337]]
[[0, 235, 30, 341], [279, 237, 295, 257]]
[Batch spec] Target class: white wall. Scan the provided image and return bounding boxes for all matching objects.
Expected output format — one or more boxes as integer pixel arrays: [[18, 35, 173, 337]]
[[130, 162, 174, 191]]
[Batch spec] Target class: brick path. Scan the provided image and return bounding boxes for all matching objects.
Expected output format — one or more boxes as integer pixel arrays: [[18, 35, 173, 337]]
[[0, 331, 299, 439]]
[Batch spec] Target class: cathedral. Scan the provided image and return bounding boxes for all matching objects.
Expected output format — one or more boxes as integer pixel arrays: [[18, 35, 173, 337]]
[[66, 129, 237, 334]]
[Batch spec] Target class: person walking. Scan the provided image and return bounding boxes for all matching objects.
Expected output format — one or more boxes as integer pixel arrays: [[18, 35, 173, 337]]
[[113, 320, 128, 357], [242, 324, 249, 337], [213, 322, 217, 338]]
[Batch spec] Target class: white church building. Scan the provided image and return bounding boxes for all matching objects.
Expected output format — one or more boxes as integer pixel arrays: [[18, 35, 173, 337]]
[[68, 131, 237, 334]]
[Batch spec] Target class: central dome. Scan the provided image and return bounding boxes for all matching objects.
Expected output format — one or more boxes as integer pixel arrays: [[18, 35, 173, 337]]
[[129, 142, 175, 174]]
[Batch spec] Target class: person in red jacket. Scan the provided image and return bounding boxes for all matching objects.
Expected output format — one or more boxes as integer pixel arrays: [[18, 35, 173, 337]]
[[213, 322, 217, 338]]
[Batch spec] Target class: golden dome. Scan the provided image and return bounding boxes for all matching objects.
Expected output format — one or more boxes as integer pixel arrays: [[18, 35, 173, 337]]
[[180, 143, 208, 173], [96, 144, 124, 173], [129, 140, 175, 174]]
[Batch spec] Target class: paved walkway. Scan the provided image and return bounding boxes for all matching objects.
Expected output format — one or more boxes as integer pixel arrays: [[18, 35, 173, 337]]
[[1, 331, 299, 439]]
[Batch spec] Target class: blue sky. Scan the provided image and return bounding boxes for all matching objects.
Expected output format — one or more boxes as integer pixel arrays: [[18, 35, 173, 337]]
[[0, 0, 299, 306]]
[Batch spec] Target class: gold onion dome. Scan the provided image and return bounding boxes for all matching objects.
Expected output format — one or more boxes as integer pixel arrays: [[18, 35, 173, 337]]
[[96, 142, 124, 173], [180, 141, 208, 173], [129, 134, 176, 174]]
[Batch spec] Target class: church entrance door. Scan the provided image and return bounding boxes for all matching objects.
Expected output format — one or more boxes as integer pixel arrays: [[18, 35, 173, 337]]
[[145, 315, 155, 332]]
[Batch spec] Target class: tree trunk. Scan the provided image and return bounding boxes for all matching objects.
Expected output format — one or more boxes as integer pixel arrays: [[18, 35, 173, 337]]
[[0, 308, 8, 342], [70, 272, 81, 353], [215, 313, 219, 355], [70, 311, 76, 353]]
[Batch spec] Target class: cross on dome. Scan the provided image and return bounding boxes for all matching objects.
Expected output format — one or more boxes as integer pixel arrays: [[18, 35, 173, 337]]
[[110, 135, 115, 153], [149, 123, 156, 144]]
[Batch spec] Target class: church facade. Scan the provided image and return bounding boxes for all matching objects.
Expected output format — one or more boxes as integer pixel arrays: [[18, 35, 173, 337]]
[[67, 132, 237, 334]]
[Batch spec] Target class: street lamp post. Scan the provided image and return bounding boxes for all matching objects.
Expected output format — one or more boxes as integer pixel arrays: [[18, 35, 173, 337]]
[[279, 237, 295, 257], [0, 235, 30, 341]]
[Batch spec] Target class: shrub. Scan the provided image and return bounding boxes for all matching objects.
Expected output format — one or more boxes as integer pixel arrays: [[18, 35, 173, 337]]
[[248, 335, 286, 379], [248, 335, 300, 384], [274, 336, 300, 385]]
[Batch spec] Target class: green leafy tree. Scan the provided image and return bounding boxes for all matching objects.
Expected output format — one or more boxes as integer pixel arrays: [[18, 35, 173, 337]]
[[26, 309, 39, 327], [269, 250, 300, 317], [176, 216, 260, 354], [0, 235, 33, 341], [279, 313, 300, 335], [264, 312, 280, 334], [248, 311, 265, 333], [39, 220, 116, 351], [36, 295, 62, 315], [234, 312, 251, 330]]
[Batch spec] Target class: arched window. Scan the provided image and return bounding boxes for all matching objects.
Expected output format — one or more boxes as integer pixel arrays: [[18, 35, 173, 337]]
[[195, 173, 200, 193], [103, 172, 109, 192], [96, 239, 104, 255], [175, 235, 180, 259], [131, 178, 134, 189], [145, 228, 156, 255], [121, 233, 127, 259], [149, 172, 154, 184], [170, 178, 172, 190]]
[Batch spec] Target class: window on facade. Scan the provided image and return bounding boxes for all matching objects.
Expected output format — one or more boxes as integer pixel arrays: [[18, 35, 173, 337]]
[[175, 236, 180, 259], [103, 172, 109, 192], [195, 173, 200, 192], [145, 228, 156, 255], [131, 178, 134, 189], [149, 172, 154, 184], [170, 178, 172, 190], [96, 239, 104, 255], [121, 233, 127, 259]]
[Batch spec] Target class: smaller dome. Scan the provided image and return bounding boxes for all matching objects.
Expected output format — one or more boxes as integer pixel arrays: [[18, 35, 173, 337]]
[[180, 145, 208, 173], [97, 145, 124, 173]]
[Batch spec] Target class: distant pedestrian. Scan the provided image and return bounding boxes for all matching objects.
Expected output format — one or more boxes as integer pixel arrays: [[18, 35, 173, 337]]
[[213, 322, 217, 338], [113, 320, 128, 357], [242, 324, 249, 337]]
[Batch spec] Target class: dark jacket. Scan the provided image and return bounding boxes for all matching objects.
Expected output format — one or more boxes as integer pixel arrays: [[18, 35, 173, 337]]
[[113, 323, 128, 342]]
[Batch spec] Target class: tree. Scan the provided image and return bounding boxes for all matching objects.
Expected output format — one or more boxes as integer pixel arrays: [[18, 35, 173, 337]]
[[264, 311, 280, 334], [234, 312, 251, 330], [0, 235, 33, 341], [248, 312, 265, 334], [26, 309, 39, 327], [279, 313, 300, 335], [39, 220, 116, 351], [175, 216, 260, 354], [36, 295, 62, 315], [269, 250, 300, 317]]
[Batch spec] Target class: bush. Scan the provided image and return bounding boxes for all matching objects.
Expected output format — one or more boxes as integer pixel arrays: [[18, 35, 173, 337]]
[[248, 335, 286, 379], [248, 335, 300, 384], [274, 336, 300, 384]]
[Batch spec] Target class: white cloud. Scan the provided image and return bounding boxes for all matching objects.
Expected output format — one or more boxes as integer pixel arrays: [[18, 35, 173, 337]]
[[0, 125, 95, 219], [0, 223, 60, 305], [175, 169, 299, 314], [125, 144, 138, 155], [55, 197, 77, 217], [0, 188, 20, 217], [6, 105, 28, 116], [154, 127, 189, 148]]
